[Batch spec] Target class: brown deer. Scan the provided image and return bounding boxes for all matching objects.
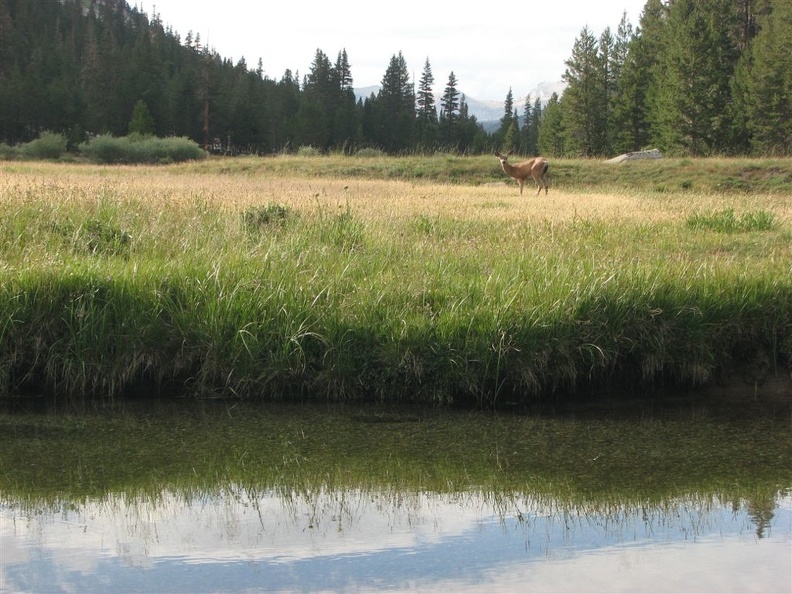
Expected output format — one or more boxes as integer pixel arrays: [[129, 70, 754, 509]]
[[494, 151, 549, 195]]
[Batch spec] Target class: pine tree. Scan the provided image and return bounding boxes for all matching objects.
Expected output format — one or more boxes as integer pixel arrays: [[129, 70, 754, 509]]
[[496, 88, 519, 152], [651, 0, 740, 154], [456, 93, 484, 153], [416, 58, 437, 123], [375, 52, 415, 152], [537, 93, 564, 156], [607, 13, 634, 153], [561, 26, 609, 156], [439, 71, 460, 148], [335, 49, 353, 91], [296, 49, 333, 149], [414, 58, 438, 151], [741, 1, 792, 153], [520, 94, 535, 155], [614, 0, 667, 152], [333, 49, 358, 151], [440, 71, 460, 122], [597, 27, 616, 156], [128, 99, 155, 135], [528, 96, 542, 155]]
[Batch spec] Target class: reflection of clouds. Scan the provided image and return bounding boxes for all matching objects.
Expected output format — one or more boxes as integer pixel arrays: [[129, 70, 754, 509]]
[[428, 537, 791, 594], [1, 490, 790, 593]]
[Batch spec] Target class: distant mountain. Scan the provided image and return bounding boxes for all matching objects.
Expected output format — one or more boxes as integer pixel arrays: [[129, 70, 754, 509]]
[[354, 81, 566, 132]]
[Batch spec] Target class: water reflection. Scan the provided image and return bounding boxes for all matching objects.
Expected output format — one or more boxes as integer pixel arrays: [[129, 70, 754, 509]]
[[2, 487, 790, 593]]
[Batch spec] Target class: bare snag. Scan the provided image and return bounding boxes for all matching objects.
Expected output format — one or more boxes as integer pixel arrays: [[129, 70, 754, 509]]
[[495, 151, 549, 196]]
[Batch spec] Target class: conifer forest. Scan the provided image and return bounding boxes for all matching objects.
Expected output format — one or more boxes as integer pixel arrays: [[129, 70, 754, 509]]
[[0, 0, 790, 157]]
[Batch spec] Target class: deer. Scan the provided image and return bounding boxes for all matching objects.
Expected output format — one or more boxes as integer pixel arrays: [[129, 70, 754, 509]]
[[494, 151, 549, 196]]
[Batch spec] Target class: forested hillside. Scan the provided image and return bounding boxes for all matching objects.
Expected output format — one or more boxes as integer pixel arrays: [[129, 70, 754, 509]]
[[0, 0, 789, 156]]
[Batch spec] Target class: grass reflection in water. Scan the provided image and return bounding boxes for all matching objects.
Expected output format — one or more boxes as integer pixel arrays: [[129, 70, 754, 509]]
[[1, 401, 790, 593], [1, 401, 789, 510]]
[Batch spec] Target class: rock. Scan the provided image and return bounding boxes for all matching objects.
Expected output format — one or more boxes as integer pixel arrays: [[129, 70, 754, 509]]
[[604, 148, 663, 164]]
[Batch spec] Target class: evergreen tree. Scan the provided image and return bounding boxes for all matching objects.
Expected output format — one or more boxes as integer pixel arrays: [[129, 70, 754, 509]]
[[613, 0, 667, 152], [296, 49, 334, 149], [375, 52, 415, 153], [440, 71, 460, 122], [561, 26, 609, 156], [128, 99, 155, 135], [335, 48, 353, 91], [528, 96, 542, 155], [597, 27, 616, 155], [520, 94, 536, 155], [456, 94, 483, 153], [416, 58, 438, 151], [439, 71, 460, 148], [333, 49, 359, 151], [416, 58, 437, 123], [741, 1, 792, 153], [537, 92, 564, 156], [605, 14, 634, 153], [651, 0, 740, 154], [496, 88, 519, 152]]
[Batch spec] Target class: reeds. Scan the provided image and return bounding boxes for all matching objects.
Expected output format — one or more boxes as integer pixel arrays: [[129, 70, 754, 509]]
[[0, 159, 790, 406]]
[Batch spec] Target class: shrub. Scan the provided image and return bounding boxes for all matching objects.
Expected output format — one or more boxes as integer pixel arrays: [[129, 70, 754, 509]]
[[150, 136, 207, 163], [20, 132, 67, 160], [242, 204, 291, 234], [78, 134, 206, 164], [297, 145, 321, 157], [355, 147, 385, 158], [0, 142, 16, 160]]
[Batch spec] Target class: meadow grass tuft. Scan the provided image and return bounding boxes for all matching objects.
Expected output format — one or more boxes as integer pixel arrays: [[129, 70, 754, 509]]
[[0, 158, 790, 408], [687, 208, 777, 232]]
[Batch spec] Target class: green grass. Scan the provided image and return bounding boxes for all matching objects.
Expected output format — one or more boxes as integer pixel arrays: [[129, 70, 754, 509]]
[[179, 153, 792, 194], [687, 208, 778, 232], [0, 157, 790, 408]]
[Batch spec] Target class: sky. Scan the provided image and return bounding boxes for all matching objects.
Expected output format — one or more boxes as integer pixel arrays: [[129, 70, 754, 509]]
[[151, 0, 649, 102]]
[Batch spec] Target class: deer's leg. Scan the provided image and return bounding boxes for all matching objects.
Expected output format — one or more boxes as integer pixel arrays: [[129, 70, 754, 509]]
[[518, 179, 524, 195], [540, 163, 549, 194]]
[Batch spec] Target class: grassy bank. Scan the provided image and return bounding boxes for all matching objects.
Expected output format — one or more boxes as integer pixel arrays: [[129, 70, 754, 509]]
[[1, 158, 790, 408]]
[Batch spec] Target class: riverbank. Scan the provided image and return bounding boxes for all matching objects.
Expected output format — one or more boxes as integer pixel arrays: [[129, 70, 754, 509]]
[[1, 158, 790, 410]]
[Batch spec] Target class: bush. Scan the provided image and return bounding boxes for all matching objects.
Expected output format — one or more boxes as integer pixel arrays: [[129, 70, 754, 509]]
[[78, 134, 206, 164], [0, 143, 16, 160], [242, 204, 291, 234], [20, 132, 67, 160], [355, 147, 385, 158], [297, 145, 321, 157]]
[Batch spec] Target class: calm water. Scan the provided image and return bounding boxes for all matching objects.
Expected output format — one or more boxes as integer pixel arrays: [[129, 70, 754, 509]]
[[1, 402, 790, 593], [2, 488, 790, 593]]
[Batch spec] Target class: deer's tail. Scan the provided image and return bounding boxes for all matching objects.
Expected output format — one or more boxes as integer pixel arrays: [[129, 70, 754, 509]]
[[542, 161, 549, 176]]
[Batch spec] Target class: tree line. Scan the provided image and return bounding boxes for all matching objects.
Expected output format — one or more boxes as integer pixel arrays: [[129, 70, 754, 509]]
[[547, 0, 792, 157], [0, 0, 789, 157]]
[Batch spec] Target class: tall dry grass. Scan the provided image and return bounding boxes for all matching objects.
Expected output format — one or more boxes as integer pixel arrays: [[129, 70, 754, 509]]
[[1, 158, 790, 407]]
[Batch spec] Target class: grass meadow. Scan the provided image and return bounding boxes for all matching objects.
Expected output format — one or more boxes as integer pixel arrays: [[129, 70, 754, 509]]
[[1, 155, 790, 409]]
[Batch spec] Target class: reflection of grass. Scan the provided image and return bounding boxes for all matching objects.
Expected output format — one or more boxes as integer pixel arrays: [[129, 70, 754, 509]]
[[0, 161, 790, 407], [1, 403, 790, 508]]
